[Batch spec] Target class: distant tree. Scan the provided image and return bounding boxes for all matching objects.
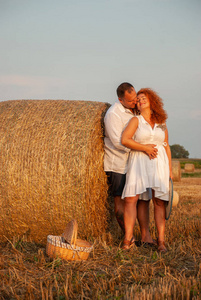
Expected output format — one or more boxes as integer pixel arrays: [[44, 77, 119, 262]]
[[170, 144, 189, 158]]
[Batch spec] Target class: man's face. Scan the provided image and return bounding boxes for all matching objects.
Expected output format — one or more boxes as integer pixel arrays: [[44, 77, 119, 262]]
[[119, 88, 137, 109]]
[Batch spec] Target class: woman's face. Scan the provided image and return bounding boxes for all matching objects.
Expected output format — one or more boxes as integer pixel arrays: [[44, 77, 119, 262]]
[[137, 93, 150, 111]]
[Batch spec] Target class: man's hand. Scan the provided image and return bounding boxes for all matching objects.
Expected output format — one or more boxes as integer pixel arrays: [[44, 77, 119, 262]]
[[144, 144, 158, 159]]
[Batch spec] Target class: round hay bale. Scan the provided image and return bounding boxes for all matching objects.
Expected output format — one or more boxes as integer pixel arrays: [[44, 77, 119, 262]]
[[184, 163, 195, 172], [172, 160, 181, 182], [0, 100, 110, 243]]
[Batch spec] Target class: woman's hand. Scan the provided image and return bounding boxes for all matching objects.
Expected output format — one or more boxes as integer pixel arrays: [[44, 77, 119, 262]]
[[144, 144, 158, 159]]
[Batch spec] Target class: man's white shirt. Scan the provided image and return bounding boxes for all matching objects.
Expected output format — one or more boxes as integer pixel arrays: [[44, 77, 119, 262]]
[[104, 101, 135, 174]]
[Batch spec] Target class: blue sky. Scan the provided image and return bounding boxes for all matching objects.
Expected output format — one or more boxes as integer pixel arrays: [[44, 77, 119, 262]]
[[1, 0, 201, 158]]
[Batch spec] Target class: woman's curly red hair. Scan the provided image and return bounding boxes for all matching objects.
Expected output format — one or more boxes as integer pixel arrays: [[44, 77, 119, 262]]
[[137, 88, 168, 124]]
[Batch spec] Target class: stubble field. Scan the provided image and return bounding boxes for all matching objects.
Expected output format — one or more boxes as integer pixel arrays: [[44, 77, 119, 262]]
[[0, 177, 200, 300]]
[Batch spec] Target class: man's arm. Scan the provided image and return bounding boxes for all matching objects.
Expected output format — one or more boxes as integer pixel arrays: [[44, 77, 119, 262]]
[[104, 111, 131, 152]]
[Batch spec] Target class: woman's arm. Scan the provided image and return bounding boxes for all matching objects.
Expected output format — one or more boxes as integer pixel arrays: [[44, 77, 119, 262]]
[[164, 127, 173, 179], [121, 117, 158, 159]]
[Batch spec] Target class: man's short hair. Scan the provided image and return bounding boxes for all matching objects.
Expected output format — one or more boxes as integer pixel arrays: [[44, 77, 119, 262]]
[[116, 82, 134, 98]]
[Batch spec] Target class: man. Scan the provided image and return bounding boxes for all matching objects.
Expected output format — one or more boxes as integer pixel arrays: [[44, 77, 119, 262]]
[[104, 82, 156, 247]]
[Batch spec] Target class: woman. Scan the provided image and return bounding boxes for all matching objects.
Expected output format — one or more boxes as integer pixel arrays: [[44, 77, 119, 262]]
[[121, 88, 172, 252]]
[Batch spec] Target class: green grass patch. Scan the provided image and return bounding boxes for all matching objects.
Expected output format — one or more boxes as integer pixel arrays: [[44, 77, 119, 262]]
[[182, 172, 201, 178], [178, 159, 201, 169]]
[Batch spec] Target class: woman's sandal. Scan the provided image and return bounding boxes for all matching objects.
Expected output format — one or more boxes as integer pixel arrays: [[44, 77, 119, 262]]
[[121, 236, 135, 250], [157, 240, 167, 253]]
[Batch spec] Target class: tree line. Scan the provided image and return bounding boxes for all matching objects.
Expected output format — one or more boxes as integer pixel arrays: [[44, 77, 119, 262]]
[[170, 144, 189, 159]]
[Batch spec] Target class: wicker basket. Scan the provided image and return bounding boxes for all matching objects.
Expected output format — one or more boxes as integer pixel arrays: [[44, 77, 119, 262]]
[[46, 220, 93, 261]]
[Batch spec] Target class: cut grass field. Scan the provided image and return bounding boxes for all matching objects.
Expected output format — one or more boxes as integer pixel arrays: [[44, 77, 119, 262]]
[[182, 172, 201, 178], [178, 158, 201, 170], [0, 176, 200, 299], [179, 158, 201, 178]]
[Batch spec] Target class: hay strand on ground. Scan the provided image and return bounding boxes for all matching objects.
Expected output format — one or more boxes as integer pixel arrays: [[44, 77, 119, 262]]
[[0, 176, 200, 299], [0, 100, 110, 242]]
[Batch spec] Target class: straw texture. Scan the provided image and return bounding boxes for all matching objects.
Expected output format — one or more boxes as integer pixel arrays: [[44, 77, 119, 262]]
[[0, 100, 110, 242], [172, 160, 181, 182], [184, 163, 195, 172]]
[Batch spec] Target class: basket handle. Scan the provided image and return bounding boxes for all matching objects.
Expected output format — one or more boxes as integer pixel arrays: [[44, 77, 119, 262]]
[[62, 219, 78, 246]]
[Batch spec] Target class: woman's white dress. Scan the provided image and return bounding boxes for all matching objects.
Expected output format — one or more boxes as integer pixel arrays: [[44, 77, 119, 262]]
[[122, 115, 169, 201]]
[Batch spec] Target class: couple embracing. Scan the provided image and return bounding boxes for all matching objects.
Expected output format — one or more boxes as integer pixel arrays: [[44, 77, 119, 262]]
[[104, 82, 172, 253]]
